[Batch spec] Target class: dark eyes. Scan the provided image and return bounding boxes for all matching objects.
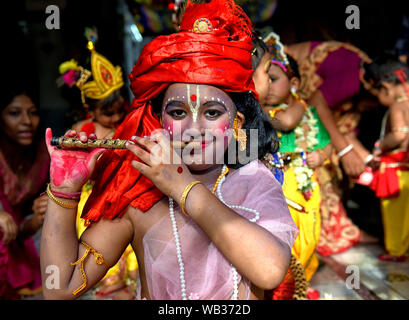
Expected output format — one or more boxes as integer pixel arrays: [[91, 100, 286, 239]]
[[168, 109, 187, 118], [167, 108, 223, 120], [7, 109, 38, 117], [204, 109, 222, 118]]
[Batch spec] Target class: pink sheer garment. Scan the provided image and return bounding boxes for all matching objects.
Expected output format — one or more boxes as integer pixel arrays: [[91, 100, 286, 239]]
[[143, 160, 298, 300]]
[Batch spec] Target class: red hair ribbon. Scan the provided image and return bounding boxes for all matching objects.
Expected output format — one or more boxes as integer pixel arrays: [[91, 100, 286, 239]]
[[393, 68, 409, 100]]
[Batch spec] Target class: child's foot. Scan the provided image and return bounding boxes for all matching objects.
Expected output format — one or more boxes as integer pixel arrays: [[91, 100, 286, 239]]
[[378, 253, 407, 262]]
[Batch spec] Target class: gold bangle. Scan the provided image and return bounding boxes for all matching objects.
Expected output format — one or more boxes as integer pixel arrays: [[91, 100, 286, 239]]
[[318, 149, 331, 166], [46, 184, 79, 209], [180, 181, 203, 216]]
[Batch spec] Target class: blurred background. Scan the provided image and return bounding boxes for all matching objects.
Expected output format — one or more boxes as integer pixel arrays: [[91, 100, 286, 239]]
[[1, 0, 408, 241]]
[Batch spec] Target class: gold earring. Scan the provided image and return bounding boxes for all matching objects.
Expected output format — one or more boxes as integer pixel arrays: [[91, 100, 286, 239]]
[[233, 115, 247, 151]]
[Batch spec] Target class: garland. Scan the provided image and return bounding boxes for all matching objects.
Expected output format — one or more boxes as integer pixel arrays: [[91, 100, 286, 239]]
[[290, 107, 318, 200]]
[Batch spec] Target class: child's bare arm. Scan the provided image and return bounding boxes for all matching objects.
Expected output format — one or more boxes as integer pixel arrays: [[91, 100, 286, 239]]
[[308, 90, 365, 177], [269, 100, 306, 131], [307, 145, 332, 169], [41, 203, 134, 299], [379, 105, 408, 152]]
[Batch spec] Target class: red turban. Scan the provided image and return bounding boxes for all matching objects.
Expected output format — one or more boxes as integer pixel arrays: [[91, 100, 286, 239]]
[[82, 0, 256, 222]]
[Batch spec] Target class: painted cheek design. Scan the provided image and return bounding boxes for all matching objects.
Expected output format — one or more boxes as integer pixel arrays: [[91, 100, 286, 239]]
[[163, 119, 185, 138]]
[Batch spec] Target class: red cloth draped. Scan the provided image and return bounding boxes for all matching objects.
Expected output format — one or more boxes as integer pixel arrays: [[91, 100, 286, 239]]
[[82, 0, 255, 222], [370, 150, 409, 198]]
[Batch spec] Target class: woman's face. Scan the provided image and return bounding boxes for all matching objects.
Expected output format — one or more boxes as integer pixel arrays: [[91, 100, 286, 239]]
[[1, 94, 40, 146], [265, 64, 291, 106], [252, 53, 271, 106], [92, 95, 126, 129], [161, 83, 237, 171]]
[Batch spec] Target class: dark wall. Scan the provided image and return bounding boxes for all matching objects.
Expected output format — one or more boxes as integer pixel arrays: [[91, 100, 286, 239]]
[[267, 0, 407, 58], [0, 0, 124, 136]]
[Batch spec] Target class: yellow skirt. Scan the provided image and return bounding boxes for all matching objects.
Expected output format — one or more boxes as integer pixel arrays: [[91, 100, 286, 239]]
[[282, 168, 321, 282], [381, 170, 409, 257], [76, 185, 138, 283]]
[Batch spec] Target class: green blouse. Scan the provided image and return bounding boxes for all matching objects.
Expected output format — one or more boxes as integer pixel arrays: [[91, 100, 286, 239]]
[[278, 106, 331, 153]]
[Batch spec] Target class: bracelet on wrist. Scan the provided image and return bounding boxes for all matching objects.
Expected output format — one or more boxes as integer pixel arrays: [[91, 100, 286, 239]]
[[364, 154, 374, 165], [318, 149, 331, 166], [50, 188, 81, 200], [337, 144, 354, 158], [46, 184, 79, 209], [180, 181, 203, 217]]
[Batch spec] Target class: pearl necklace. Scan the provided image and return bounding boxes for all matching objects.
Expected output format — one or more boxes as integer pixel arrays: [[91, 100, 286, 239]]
[[168, 165, 260, 300]]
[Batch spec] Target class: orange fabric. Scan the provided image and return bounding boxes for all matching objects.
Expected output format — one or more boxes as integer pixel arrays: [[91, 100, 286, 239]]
[[82, 0, 256, 222]]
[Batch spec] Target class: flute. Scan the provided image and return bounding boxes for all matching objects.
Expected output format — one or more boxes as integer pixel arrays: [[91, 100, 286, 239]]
[[50, 136, 201, 149]]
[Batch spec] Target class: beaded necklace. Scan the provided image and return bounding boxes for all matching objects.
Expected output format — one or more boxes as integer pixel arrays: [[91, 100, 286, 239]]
[[168, 164, 260, 300]]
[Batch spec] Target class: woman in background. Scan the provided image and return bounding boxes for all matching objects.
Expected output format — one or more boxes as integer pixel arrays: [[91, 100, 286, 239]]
[[286, 41, 374, 256], [0, 83, 49, 299]]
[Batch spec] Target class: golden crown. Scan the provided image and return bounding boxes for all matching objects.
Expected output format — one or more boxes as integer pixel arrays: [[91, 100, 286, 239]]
[[59, 29, 124, 103], [263, 31, 294, 77]]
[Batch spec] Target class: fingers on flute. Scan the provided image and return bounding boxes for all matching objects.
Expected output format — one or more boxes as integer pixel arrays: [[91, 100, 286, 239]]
[[129, 135, 157, 152], [78, 132, 88, 142], [64, 129, 77, 138], [151, 132, 171, 151]]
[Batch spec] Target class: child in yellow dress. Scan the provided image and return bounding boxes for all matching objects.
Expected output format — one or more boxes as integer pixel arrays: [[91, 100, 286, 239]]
[[364, 54, 409, 262], [263, 32, 332, 299]]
